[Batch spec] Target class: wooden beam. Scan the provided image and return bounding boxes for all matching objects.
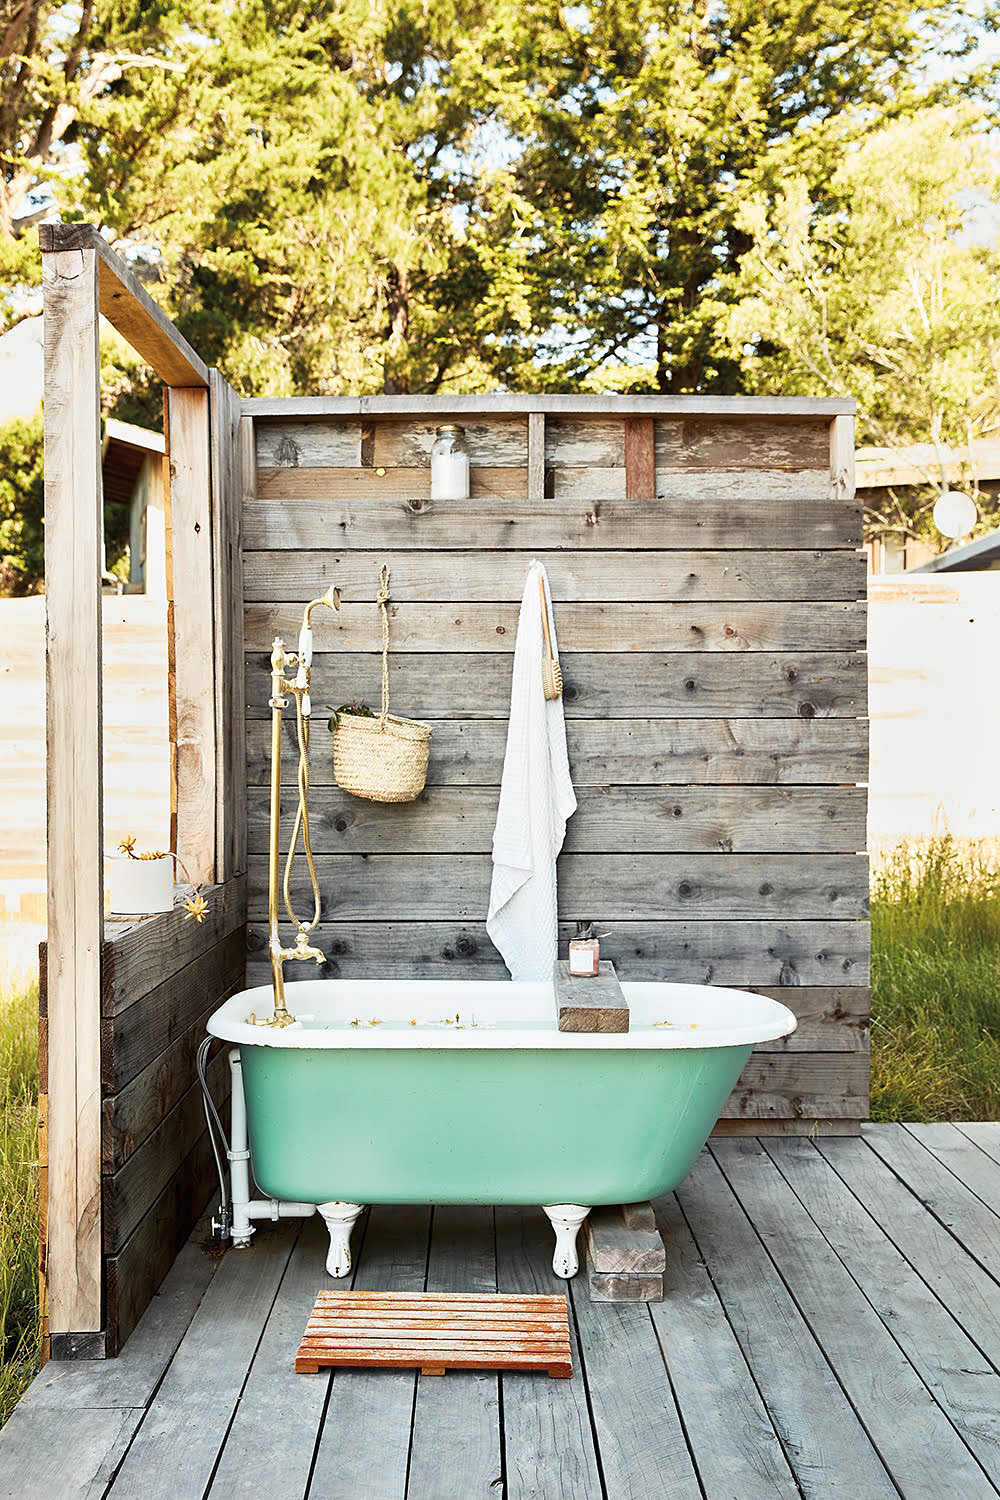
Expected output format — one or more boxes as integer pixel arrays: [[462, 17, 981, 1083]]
[[830, 413, 855, 500], [243, 394, 856, 418], [38, 224, 208, 388], [209, 373, 246, 880], [165, 387, 216, 886], [41, 240, 105, 1335], [624, 415, 655, 500]]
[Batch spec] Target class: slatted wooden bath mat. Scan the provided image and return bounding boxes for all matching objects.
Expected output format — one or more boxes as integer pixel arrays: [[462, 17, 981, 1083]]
[[295, 1290, 572, 1377]]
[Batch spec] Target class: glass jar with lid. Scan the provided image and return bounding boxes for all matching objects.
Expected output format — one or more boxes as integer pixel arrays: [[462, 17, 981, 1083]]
[[430, 424, 470, 500]]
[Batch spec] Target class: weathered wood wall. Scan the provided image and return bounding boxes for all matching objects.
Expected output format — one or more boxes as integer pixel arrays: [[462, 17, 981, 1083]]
[[39, 879, 247, 1356], [241, 398, 868, 1130]]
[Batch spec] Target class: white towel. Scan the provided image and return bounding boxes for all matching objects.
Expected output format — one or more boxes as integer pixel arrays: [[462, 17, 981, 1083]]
[[487, 562, 577, 979]]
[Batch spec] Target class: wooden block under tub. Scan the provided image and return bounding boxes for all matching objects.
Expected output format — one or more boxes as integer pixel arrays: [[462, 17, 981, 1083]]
[[586, 1202, 665, 1303], [554, 960, 629, 1033], [586, 1205, 666, 1274]]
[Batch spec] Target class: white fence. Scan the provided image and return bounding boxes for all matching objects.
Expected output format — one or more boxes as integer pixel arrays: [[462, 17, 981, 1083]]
[[869, 574, 1000, 846]]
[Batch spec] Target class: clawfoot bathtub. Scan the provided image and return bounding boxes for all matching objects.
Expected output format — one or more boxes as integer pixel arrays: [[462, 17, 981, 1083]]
[[207, 978, 796, 1278]]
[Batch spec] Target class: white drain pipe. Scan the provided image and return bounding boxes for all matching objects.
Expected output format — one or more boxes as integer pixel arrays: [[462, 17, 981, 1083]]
[[228, 1048, 316, 1246]]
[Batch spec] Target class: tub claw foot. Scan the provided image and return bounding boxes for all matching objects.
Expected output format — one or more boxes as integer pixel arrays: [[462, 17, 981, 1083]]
[[318, 1202, 365, 1278], [542, 1205, 590, 1279]]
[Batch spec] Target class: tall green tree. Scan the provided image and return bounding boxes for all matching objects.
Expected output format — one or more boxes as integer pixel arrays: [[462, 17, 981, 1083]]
[[482, 0, 993, 392], [724, 106, 1000, 539]]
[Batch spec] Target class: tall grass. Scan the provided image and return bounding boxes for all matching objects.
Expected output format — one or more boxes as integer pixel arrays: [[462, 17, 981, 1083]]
[[870, 838, 1000, 1121], [0, 972, 39, 1427]]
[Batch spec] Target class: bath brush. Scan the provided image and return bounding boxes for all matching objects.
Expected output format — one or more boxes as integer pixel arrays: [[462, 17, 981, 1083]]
[[539, 572, 563, 700]]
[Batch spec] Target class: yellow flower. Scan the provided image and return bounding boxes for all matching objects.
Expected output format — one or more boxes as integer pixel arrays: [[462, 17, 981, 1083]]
[[368, 1018, 382, 1026], [182, 892, 208, 924], [118, 835, 137, 857]]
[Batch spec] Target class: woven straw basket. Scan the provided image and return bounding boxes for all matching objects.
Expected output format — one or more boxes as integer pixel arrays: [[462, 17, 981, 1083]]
[[332, 711, 431, 803], [331, 565, 432, 803]]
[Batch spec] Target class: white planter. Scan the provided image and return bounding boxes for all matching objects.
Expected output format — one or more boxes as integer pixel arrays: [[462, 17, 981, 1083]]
[[107, 853, 174, 916]]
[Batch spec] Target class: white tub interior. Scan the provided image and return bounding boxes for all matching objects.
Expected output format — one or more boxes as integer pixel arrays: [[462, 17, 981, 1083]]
[[208, 978, 797, 1050]]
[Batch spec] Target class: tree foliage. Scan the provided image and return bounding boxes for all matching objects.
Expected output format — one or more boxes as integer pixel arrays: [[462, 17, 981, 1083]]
[[0, 413, 44, 594]]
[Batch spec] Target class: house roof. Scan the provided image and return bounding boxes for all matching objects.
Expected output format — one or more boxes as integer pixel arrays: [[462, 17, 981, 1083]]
[[913, 529, 1000, 572], [101, 419, 164, 508]]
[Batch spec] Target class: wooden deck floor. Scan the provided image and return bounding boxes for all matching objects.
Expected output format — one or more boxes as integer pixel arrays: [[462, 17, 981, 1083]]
[[5, 1123, 1000, 1499]]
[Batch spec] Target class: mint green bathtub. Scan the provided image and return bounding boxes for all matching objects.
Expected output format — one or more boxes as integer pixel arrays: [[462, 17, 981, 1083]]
[[208, 978, 796, 1207]]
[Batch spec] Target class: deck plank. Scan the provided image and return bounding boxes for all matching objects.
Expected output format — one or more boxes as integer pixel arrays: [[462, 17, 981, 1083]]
[[817, 1137, 1000, 1372], [207, 1215, 341, 1499], [954, 1122, 1000, 1171], [905, 1122, 1000, 1222], [650, 1194, 799, 1498], [766, 1137, 1000, 1484], [105, 1223, 298, 1498], [864, 1124, 1000, 1280], [0, 1232, 218, 1499], [308, 1206, 430, 1500], [495, 1207, 602, 1500], [405, 1206, 503, 1500], [677, 1148, 898, 1499], [570, 1256, 700, 1497], [713, 1138, 998, 1499]]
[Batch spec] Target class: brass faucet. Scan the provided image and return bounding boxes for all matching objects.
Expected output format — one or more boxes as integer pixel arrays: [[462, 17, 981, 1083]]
[[262, 586, 340, 1026]]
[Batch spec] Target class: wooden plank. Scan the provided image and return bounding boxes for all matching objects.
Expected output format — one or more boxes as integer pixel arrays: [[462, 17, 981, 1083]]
[[553, 466, 832, 501], [586, 1269, 662, 1301], [104, 1133, 217, 1355], [165, 385, 216, 885], [954, 1121, 1000, 1170], [650, 1196, 800, 1499], [245, 650, 869, 721], [585, 1205, 665, 1272], [0, 1405, 144, 1500], [545, 416, 624, 466], [624, 415, 655, 499], [713, 1118, 861, 1136], [570, 1266, 702, 1497], [864, 1124, 1000, 1276], [722, 1052, 869, 1122], [102, 1048, 230, 1254], [245, 918, 871, 988], [247, 717, 869, 787], [750, 986, 870, 1052], [106, 1224, 298, 1499], [309, 1205, 430, 1500], [244, 598, 866, 654], [556, 960, 629, 1033], [244, 393, 855, 416], [209, 373, 247, 881], [371, 415, 528, 468], [243, 494, 862, 550], [527, 412, 545, 500], [676, 1148, 899, 1499], [206, 1216, 343, 1499], [830, 413, 856, 499], [243, 546, 869, 603], [905, 1121, 1000, 1220], [255, 420, 362, 468], [714, 1137, 996, 1499], [494, 1207, 602, 1499], [39, 223, 209, 387], [296, 1292, 571, 1376], [101, 873, 246, 1016], [41, 239, 104, 1337], [817, 1137, 1000, 1373], [257, 465, 527, 501], [248, 785, 869, 858], [406, 1206, 503, 1500], [656, 414, 832, 471], [250, 851, 869, 921], [766, 1136, 1000, 1483], [102, 991, 226, 1169]]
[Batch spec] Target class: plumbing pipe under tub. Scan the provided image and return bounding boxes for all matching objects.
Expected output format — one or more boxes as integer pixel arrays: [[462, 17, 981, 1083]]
[[228, 1049, 316, 1245]]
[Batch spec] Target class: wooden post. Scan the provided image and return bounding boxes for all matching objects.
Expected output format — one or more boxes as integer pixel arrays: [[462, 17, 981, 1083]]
[[830, 414, 855, 500], [527, 412, 545, 501], [624, 415, 656, 500], [41, 242, 105, 1337], [209, 372, 248, 881], [165, 387, 216, 886]]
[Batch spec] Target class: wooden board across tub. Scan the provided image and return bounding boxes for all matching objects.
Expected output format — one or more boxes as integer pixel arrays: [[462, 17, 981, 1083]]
[[295, 1289, 572, 1378]]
